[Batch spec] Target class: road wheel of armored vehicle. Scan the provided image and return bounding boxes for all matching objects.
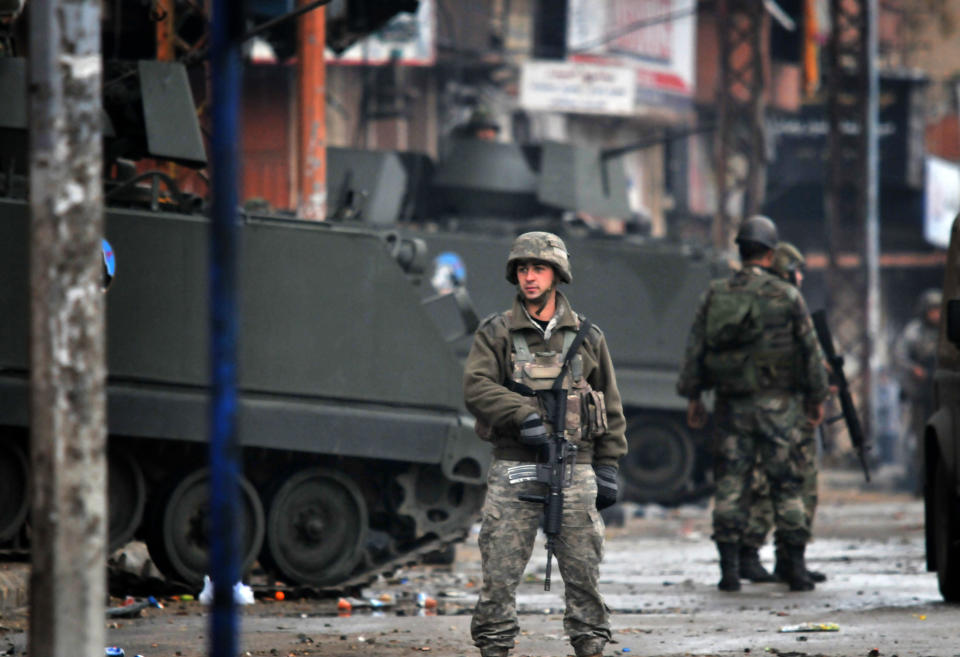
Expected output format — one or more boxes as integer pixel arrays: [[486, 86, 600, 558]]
[[260, 467, 368, 587], [0, 441, 29, 542], [107, 447, 146, 553], [933, 461, 960, 602], [146, 468, 265, 587], [621, 415, 695, 506], [421, 544, 457, 565]]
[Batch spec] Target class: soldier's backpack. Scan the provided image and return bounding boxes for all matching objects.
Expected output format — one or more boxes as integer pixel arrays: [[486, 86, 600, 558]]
[[702, 275, 767, 395]]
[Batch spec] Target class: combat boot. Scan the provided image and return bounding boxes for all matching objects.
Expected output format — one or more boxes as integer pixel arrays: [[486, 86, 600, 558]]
[[773, 544, 788, 581], [716, 542, 741, 592], [479, 646, 510, 657], [775, 544, 825, 583], [739, 545, 776, 582], [784, 544, 815, 591]]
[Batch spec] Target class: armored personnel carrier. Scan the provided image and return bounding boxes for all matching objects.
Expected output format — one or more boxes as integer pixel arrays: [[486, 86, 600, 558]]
[[0, 54, 487, 588], [923, 213, 960, 602], [329, 139, 731, 506]]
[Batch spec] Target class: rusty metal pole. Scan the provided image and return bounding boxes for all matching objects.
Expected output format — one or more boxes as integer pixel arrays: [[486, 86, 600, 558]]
[[745, 6, 767, 218], [27, 1, 106, 657], [825, 0, 874, 444], [156, 0, 176, 61], [714, 0, 768, 251], [157, 0, 177, 180], [297, 0, 327, 219], [714, 0, 731, 249]]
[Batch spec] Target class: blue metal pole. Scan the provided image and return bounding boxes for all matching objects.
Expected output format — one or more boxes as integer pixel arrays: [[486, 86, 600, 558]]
[[209, 1, 243, 656]]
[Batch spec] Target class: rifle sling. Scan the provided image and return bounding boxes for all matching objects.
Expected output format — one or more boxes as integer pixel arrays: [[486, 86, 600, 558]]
[[554, 317, 592, 392], [542, 318, 592, 426]]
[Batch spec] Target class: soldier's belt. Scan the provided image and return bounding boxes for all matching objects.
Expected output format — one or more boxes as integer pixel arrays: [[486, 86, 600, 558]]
[[494, 445, 592, 464]]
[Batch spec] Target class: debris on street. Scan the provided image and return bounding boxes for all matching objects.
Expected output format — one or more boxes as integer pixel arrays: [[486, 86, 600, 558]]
[[105, 597, 163, 619], [777, 622, 840, 633]]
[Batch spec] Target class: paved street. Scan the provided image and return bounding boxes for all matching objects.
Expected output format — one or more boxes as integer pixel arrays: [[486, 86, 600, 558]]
[[1, 470, 956, 657]]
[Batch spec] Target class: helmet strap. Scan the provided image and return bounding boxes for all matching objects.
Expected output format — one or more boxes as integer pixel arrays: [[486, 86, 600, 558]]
[[518, 281, 557, 320], [533, 285, 555, 318]]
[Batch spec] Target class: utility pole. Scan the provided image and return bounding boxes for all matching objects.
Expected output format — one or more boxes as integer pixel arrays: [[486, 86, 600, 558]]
[[297, 0, 327, 219], [714, 0, 768, 250], [27, 2, 106, 657], [864, 0, 879, 445], [824, 0, 878, 441], [208, 0, 244, 655]]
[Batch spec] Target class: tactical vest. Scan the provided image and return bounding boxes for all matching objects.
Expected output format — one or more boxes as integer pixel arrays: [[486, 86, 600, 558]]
[[702, 273, 798, 396], [509, 322, 607, 445]]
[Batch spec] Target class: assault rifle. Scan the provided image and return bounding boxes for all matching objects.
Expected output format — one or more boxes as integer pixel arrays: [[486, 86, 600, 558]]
[[811, 310, 870, 482], [506, 319, 592, 591], [510, 413, 576, 592]]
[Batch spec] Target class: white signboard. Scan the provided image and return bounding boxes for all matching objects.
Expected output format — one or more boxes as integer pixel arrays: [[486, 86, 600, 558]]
[[567, 0, 696, 108], [520, 60, 636, 115], [327, 0, 434, 66], [925, 156, 960, 248]]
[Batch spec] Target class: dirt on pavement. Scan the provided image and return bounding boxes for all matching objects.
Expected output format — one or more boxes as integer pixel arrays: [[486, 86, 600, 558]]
[[1, 468, 955, 657]]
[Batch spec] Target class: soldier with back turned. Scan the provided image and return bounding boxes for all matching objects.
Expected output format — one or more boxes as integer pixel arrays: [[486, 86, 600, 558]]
[[739, 242, 827, 585], [677, 216, 830, 592]]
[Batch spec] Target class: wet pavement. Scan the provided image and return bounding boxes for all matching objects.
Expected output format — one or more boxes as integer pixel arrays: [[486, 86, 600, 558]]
[[0, 469, 957, 657]]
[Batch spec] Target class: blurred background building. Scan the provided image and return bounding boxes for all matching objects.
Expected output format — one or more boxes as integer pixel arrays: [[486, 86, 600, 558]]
[[228, 1, 957, 329]]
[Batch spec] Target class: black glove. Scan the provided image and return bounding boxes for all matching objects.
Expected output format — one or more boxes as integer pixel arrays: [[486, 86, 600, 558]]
[[519, 413, 549, 446], [594, 465, 619, 510]]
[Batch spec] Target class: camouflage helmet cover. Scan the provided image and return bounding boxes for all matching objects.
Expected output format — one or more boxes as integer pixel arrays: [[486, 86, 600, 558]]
[[771, 241, 805, 278], [919, 288, 943, 313], [506, 231, 572, 284], [735, 214, 779, 250]]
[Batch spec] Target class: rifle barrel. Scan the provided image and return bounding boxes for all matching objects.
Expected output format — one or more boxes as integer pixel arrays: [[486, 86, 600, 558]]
[[811, 309, 871, 483]]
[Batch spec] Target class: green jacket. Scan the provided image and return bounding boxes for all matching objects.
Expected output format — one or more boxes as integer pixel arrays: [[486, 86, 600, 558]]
[[676, 265, 829, 403], [463, 291, 627, 469]]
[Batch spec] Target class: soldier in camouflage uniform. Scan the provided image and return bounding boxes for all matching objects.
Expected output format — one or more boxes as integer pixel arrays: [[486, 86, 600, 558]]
[[893, 288, 942, 495], [741, 243, 826, 584], [677, 216, 830, 592], [463, 232, 627, 657]]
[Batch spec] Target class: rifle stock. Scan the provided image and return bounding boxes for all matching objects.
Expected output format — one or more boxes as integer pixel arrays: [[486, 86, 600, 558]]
[[811, 309, 871, 482]]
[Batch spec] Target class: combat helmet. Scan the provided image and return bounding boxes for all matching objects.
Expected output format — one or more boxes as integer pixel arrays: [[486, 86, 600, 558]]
[[506, 231, 572, 284], [465, 106, 500, 135], [771, 241, 805, 280], [918, 288, 943, 315], [735, 215, 779, 250]]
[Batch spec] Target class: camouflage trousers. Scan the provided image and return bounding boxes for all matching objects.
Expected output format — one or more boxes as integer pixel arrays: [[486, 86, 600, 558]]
[[712, 394, 810, 546], [742, 419, 818, 548], [471, 459, 610, 657]]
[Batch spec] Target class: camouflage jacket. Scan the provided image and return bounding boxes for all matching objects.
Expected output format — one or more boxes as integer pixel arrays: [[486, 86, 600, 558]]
[[676, 265, 829, 403], [893, 317, 939, 398], [463, 291, 627, 469]]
